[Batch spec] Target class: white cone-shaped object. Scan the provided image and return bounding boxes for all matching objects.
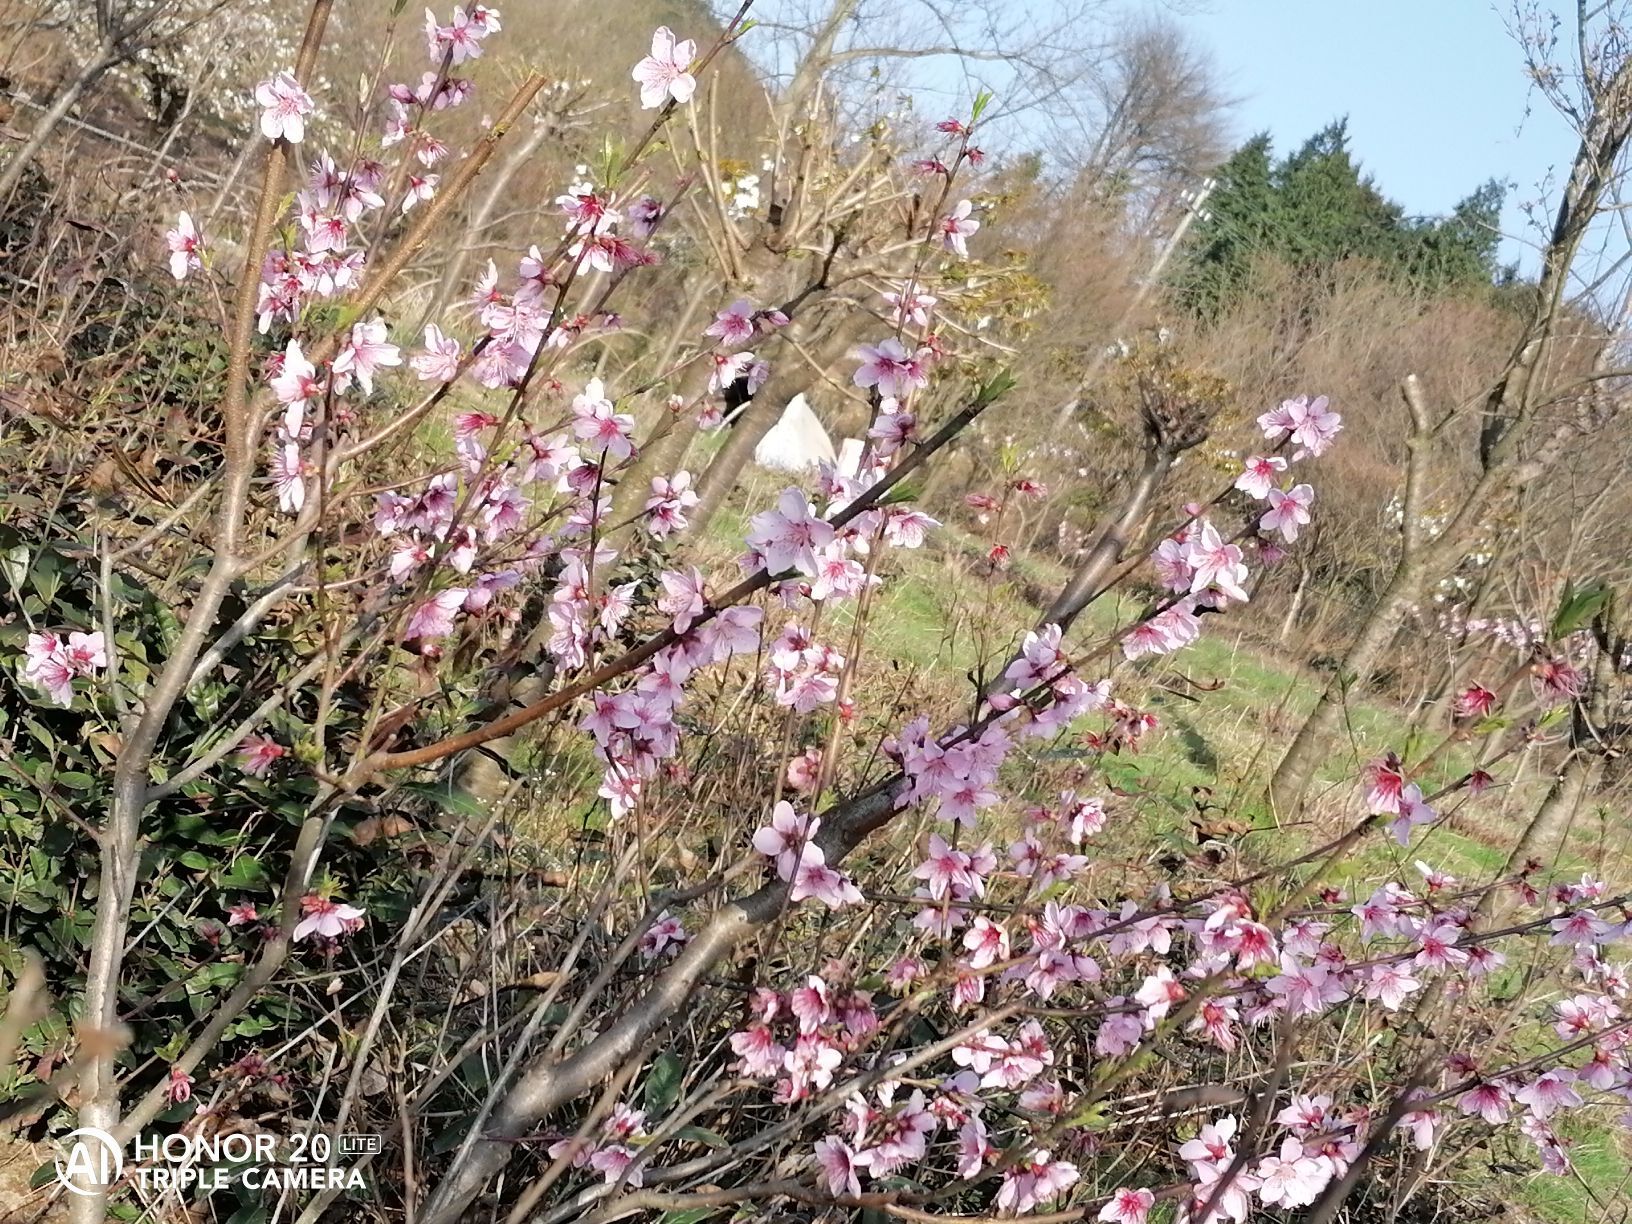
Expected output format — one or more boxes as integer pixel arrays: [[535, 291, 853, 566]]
[[754, 393, 836, 473], [837, 437, 865, 478]]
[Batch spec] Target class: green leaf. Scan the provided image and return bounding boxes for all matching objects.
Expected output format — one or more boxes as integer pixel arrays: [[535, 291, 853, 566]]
[[672, 1125, 729, 1149], [1550, 578, 1611, 641], [975, 369, 1016, 406], [221, 855, 268, 889], [658, 1210, 717, 1224], [970, 89, 995, 123], [399, 782, 488, 821], [642, 1052, 684, 1116], [178, 851, 213, 872]]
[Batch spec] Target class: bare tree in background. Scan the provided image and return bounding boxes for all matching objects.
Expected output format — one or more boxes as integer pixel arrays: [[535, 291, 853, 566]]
[[0, 0, 231, 202], [1268, 1, 1632, 814]]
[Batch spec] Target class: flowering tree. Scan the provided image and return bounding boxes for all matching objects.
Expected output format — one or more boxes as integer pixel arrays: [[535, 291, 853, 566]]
[[1, 3, 1631, 1224]]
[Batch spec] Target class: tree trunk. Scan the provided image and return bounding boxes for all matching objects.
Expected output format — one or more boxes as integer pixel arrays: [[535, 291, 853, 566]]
[[0, 54, 114, 205], [1040, 444, 1174, 633], [1278, 559, 1310, 644]]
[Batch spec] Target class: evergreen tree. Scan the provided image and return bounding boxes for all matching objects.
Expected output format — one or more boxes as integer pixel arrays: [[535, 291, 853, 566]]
[[1173, 120, 1508, 317]]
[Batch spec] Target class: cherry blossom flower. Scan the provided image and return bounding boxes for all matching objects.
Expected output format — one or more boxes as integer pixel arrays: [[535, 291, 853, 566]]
[[996, 1150, 1078, 1214], [270, 340, 322, 435], [235, 734, 286, 778], [22, 631, 104, 706], [814, 1135, 862, 1196], [271, 442, 306, 514], [632, 26, 697, 109], [570, 378, 636, 460], [884, 286, 937, 328], [747, 488, 835, 577], [645, 472, 697, 538], [292, 895, 366, 942], [1259, 483, 1314, 542], [1364, 961, 1422, 1011], [1550, 909, 1612, 947], [402, 173, 439, 212], [1446, 682, 1496, 720], [1255, 1136, 1333, 1208], [166, 1066, 194, 1105], [790, 847, 863, 909], [1266, 954, 1347, 1017], [730, 1024, 787, 1077], [637, 910, 688, 960], [1234, 454, 1287, 499], [1184, 523, 1250, 603], [227, 902, 259, 927], [332, 318, 402, 395], [1515, 1070, 1583, 1119], [255, 70, 315, 143], [705, 298, 759, 345], [1099, 1186, 1156, 1224], [166, 212, 202, 280], [1257, 393, 1342, 458], [852, 337, 930, 400], [939, 199, 980, 256], [752, 801, 820, 879], [405, 587, 468, 641], [1457, 1080, 1512, 1125], [1534, 656, 1587, 703]]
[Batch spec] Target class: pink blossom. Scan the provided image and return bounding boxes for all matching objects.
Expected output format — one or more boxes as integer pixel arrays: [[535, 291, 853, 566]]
[[1266, 955, 1347, 1017], [1234, 454, 1286, 499], [814, 1135, 862, 1197], [1457, 1081, 1512, 1125], [938, 199, 980, 257], [1254, 1136, 1333, 1208], [645, 472, 698, 538], [747, 488, 835, 577], [705, 298, 758, 345], [996, 1150, 1077, 1214], [1257, 393, 1342, 458], [166, 1066, 194, 1105], [406, 588, 468, 641], [1099, 1186, 1156, 1224], [1183, 522, 1250, 603], [271, 441, 306, 514], [638, 910, 688, 959], [332, 318, 402, 395], [790, 847, 863, 909], [402, 173, 439, 213], [730, 1024, 787, 1077], [1364, 961, 1422, 1011], [292, 895, 365, 942], [752, 801, 820, 879], [235, 734, 286, 778], [1259, 483, 1314, 542], [270, 340, 322, 435], [632, 26, 697, 109], [570, 378, 636, 460], [962, 916, 1010, 969], [884, 286, 937, 328], [1515, 1070, 1583, 1119], [1454, 683, 1498, 720], [166, 211, 202, 280], [255, 70, 315, 143], [852, 338, 929, 400], [21, 632, 78, 706]]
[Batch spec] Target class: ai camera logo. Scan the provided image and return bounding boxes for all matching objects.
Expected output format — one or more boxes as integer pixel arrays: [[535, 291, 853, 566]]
[[54, 1128, 123, 1196]]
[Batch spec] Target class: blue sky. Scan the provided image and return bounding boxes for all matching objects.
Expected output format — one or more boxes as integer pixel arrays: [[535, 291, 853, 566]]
[[1176, 0, 1578, 272]]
